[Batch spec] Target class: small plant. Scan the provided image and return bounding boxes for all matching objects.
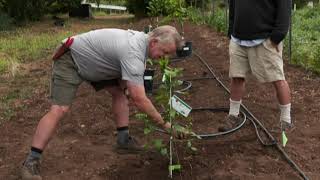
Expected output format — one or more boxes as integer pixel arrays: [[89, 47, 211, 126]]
[[135, 57, 200, 177]]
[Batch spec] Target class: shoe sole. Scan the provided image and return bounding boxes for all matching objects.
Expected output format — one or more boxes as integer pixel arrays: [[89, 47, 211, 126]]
[[21, 167, 42, 180]]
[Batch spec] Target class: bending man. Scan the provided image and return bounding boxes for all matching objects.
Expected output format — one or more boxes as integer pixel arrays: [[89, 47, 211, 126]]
[[21, 25, 184, 180]]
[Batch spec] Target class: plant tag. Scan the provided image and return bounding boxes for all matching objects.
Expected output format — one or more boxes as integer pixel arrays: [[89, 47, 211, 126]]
[[170, 95, 192, 117], [168, 164, 181, 172], [162, 74, 166, 82], [282, 131, 288, 147], [144, 76, 152, 80]]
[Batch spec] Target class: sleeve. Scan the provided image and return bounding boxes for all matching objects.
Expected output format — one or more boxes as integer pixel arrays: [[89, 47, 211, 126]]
[[120, 52, 145, 85], [227, 0, 235, 39], [270, 0, 291, 44]]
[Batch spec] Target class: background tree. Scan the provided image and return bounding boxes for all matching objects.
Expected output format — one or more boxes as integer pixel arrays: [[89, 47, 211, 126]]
[[0, 0, 82, 23], [125, 0, 150, 18]]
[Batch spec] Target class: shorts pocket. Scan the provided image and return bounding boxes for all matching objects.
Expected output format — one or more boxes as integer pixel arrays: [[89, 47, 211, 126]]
[[262, 39, 282, 58]]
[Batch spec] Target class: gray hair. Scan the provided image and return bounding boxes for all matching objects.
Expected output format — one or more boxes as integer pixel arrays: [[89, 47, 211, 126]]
[[148, 25, 185, 50]]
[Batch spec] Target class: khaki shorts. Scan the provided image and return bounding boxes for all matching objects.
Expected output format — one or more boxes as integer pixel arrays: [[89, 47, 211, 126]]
[[50, 51, 83, 106], [229, 39, 285, 83], [50, 51, 121, 105]]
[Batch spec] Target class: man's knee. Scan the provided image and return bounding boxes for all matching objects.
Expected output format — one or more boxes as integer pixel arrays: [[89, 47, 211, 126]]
[[231, 77, 245, 84], [273, 80, 289, 88], [107, 86, 125, 97], [50, 105, 70, 117]]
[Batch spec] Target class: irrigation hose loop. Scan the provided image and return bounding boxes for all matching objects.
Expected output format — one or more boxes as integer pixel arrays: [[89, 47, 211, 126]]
[[154, 80, 193, 94], [192, 108, 247, 138], [175, 81, 192, 94]]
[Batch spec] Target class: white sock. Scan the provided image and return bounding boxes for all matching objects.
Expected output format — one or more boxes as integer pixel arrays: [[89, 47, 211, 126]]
[[279, 103, 291, 124], [229, 98, 241, 116]]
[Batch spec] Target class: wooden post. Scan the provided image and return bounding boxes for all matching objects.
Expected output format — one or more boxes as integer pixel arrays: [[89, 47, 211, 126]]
[[202, 0, 204, 16]]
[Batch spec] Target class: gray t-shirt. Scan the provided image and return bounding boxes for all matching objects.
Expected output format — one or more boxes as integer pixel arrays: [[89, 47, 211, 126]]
[[69, 28, 148, 85]]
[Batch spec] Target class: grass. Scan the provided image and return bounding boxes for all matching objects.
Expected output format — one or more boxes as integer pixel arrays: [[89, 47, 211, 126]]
[[0, 15, 133, 124], [184, 7, 227, 34], [0, 84, 31, 123], [0, 29, 73, 74], [0, 57, 9, 73], [0, 21, 74, 122]]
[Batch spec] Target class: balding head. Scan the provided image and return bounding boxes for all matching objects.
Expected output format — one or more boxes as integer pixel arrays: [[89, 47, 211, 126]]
[[148, 25, 184, 50]]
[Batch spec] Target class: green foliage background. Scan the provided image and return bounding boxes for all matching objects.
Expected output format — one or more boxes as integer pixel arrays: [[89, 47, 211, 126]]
[[287, 5, 320, 73], [0, 0, 82, 24]]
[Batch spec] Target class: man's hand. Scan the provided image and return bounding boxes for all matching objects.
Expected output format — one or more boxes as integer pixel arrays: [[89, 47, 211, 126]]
[[270, 40, 280, 53], [162, 122, 188, 139]]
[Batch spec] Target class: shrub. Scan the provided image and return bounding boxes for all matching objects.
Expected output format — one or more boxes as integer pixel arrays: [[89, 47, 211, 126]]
[[285, 5, 320, 72], [0, 12, 13, 31], [125, 0, 149, 18]]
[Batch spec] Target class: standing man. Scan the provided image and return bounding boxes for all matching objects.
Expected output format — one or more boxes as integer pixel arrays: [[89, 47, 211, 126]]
[[21, 25, 184, 180], [219, 0, 292, 132]]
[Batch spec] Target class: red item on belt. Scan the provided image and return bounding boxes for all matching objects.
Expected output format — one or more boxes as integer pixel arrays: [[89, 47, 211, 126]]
[[52, 37, 74, 60]]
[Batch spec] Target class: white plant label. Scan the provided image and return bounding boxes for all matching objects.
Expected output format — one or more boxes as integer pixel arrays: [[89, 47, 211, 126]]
[[170, 95, 192, 117], [144, 76, 153, 80]]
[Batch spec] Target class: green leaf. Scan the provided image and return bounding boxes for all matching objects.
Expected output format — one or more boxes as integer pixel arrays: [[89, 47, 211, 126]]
[[147, 59, 154, 65], [187, 141, 192, 148], [173, 124, 189, 133], [160, 148, 167, 156], [143, 143, 149, 150], [159, 57, 169, 72], [174, 124, 202, 140], [169, 108, 176, 118], [153, 139, 164, 150], [177, 80, 183, 86], [144, 128, 152, 135], [168, 164, 181, 172], [191, 147, 197, 151]]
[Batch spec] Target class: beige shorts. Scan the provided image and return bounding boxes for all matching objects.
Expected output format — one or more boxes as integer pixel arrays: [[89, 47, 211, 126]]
[[229, 39, 285, 83]]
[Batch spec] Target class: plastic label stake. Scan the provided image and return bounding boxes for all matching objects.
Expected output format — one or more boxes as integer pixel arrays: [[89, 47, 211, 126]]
[[170, 95, 192, 117], [282, 131, 288, 147]]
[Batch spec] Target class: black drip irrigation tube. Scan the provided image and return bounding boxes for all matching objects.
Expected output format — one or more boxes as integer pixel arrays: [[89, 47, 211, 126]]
[[190, 51, 309, 180], [192, 107, 247, 138]]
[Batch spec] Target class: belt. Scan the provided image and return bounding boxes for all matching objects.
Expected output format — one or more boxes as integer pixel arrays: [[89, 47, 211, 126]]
[[52, 37, 74, 60]]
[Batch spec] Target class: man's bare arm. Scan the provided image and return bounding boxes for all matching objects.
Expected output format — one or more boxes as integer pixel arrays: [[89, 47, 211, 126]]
[[126, 81, 167, 127]]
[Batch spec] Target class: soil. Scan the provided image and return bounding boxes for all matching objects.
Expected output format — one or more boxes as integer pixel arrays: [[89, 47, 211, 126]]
[[0, 17, 319, 180]]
